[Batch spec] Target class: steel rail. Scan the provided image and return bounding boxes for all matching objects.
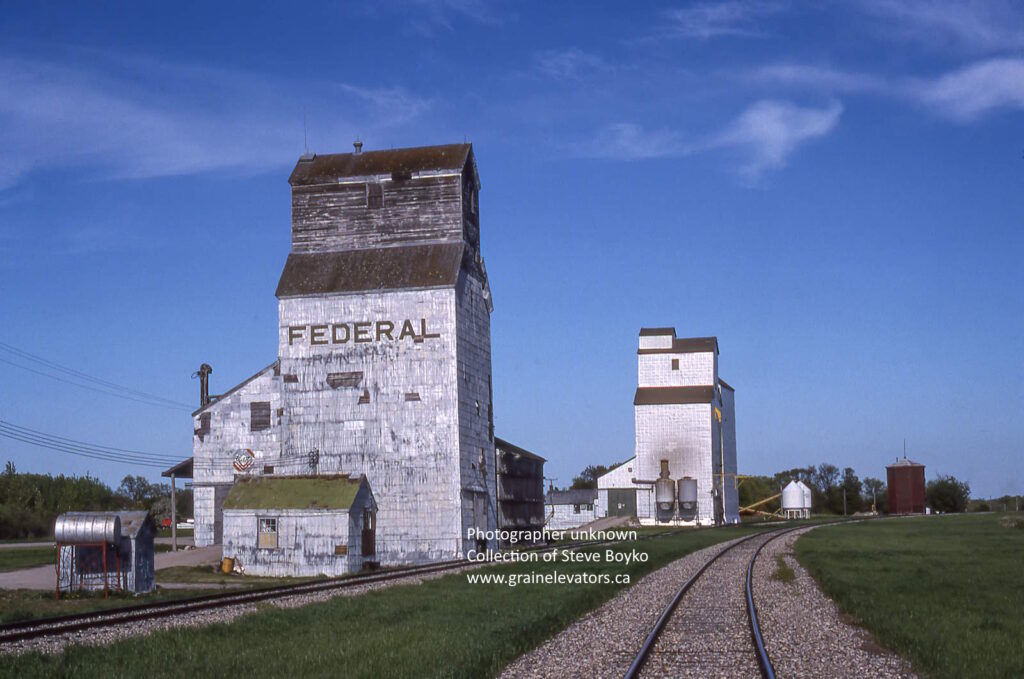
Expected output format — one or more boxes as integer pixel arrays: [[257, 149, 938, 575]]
[[622, 527, 780, 679], [0, 531, 674, 646], [746, 519, 856, 679]]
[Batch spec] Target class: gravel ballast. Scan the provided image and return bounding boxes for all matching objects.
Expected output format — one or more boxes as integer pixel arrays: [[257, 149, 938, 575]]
[[753, 526, 917, 678], [501, 534, 758, 679]]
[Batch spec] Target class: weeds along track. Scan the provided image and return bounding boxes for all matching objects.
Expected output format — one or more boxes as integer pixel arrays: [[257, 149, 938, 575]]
[[0, 530, 679, 648]]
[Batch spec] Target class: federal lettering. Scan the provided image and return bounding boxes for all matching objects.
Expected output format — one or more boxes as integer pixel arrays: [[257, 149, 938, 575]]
[[354, 322, 372, 343], [287, 319, 439, 346], [310, 325, 328, 345]]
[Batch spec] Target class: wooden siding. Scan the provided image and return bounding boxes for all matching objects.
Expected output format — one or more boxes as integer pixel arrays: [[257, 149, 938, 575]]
[[291, 175, 464, 253]]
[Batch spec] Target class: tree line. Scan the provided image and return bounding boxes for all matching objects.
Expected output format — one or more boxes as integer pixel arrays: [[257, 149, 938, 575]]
[[0, 461, 191, 539]]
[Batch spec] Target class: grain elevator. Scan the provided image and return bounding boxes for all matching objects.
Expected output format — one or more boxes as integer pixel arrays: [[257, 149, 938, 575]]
[[190, 143, 497, 565]]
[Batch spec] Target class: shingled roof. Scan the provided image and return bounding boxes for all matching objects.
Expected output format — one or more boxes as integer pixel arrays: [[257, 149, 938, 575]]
[[276, 243, 465, 297], [289, 143, 474, 186]]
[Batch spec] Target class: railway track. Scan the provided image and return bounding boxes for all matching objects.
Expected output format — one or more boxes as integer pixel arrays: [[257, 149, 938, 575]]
[[624, 524, 812, 679], [0, 530, 673, 648]]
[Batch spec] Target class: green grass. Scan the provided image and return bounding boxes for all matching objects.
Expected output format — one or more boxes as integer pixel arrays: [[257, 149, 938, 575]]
[[0, 588, 214, 625], [0, 524, 767, 678], [0, 546, 54, 572], [156, 565, 316, 587], [796, 513, 1024, 679], [771, 554, 795, 583], [156, 528, 194, 538]]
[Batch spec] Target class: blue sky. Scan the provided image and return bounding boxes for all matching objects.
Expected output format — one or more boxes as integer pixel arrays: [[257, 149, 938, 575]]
[[0, 1, 1021, 497]]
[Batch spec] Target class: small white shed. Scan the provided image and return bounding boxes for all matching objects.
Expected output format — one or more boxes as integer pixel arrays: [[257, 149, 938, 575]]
[[222, 474, 377, 577]]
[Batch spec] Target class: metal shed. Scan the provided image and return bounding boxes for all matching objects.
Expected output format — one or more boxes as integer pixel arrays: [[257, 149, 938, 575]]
[[55, 511, 157, 597]]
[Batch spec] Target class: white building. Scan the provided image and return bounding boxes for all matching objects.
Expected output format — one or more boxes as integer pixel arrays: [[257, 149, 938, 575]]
[[598, 328, 740, 526], [189, 143, 498, 565], [545, 489, 598, 531]]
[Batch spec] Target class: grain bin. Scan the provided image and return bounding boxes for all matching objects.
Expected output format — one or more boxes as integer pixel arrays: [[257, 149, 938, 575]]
[[655, 475, 676, 512], [677, 477, 698, 510], [782, 481, 810, 519], [798, 481, 812, 511]]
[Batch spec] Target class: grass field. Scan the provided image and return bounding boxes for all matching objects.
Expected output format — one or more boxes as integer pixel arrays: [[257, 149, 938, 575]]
[[0, 547, 55, 573], [0, 588, 215, 625], [0, 524, 769, 678], [796, 513, 1024, 679]]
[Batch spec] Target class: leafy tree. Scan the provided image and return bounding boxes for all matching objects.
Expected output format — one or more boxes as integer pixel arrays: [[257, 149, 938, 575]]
[[840, 467, 863, 514], [927, 475, 971, 513], [738, 475, 780, 514], [0, 461, 125, 539], [570, 464, 609, 490], [863, 477, 886, 513], [811, 463, 840, 494]]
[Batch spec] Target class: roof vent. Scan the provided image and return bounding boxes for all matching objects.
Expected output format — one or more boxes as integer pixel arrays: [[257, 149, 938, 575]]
[[353, 140, 363, 155], [299, 152, 315, 162]]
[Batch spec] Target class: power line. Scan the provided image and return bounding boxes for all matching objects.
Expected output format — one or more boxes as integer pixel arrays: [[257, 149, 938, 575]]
[[0, 420, 182, 468], [0, 343, 193, 411]]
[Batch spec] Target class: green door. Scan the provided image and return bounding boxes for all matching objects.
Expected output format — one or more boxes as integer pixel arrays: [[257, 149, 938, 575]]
[[608, 489, 637, 517]]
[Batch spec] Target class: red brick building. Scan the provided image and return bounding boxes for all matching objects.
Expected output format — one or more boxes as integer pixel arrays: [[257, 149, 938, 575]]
[[887, 458, 926, 514]]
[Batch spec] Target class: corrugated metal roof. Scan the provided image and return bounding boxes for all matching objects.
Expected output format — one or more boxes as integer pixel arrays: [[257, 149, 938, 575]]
[[546, 489, 597, 505], [289, 143, 473, 186], [633, 386, 715, 406], [495, 437, 546, 462], [276, 243, 464, 298], [224, 475, 368, 511]]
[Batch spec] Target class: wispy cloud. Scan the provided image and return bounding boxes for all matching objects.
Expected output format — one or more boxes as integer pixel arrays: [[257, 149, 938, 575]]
[[533, 48, 607, 80], [571, 99, 842, 182], [569, 123, 685, 160], [912, 58, 1024, 120], [752, 57, 1024, 121], [752, 63, 888, 95], [660, 1, 787, 40], [0, 55, 432, 191], [380, 0, 509, 36], [705, 99, 843, 180], [855, 0, 1024, 52]]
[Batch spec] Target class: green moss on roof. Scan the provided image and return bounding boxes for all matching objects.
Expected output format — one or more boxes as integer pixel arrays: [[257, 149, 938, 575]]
[[223, 476, 362, 510]]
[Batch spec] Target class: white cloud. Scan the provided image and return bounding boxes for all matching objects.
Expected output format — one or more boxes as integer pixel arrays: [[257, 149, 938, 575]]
[[534, 48, 606, 80], [752, 63, 889, 95], [752, 57, 1024, 121], [0, 56, 432, 191], [571, 100, 842, 182], [705, 99, 843, 180], [856, 0, 1024, 52], [661, 1, 786, 40], [911, 58, 1024, 120]]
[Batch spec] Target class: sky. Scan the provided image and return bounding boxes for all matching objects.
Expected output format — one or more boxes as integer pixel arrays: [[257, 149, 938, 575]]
[[0, 1, 1021, 498]]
